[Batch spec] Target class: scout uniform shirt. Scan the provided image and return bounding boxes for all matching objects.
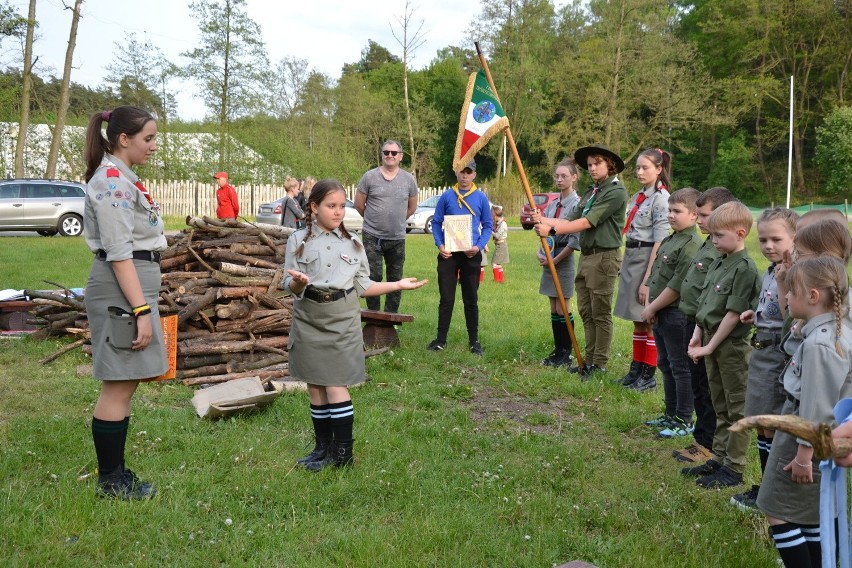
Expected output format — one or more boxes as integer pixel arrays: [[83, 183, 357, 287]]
[[282, 226, 375, 296], [545, 192, 582, 253], [754, 264, 784, 330], [781, 313, 852, 437], [624, 186, 671, 243], [678, 237, 719, 318], [83, 154, 166, 259], [644, 224, 703, 309], [568, 175, 627, 251], [694, 248, 761, 339]]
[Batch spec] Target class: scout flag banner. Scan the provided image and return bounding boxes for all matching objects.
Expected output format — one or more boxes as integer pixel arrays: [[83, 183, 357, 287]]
[[452, 69, 509, 172]]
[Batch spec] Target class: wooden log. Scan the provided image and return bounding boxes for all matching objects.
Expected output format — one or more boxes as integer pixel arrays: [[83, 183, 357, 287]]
[[267, 267, 284, 294], [177, 335, 289, 356], [24, 290, 85, 310], [228, 243, 285, 257], [215, 286, 270, 299], [255, 292, 290, 310], [215, 300, 253, 320], [177, 351, 264, 369], [217, 262, 278, 278], [40, 338, 87, 364], [178, 288, 217, 325], [205, 250, 281, 270], [161, 271, 212, 281], [177, 330, 249, 342], [181, 363, 290, 386], [175, 354, 288, 379], [211, 270, 273, 287], [42, 310, 80, 322], [159, 252, 194, 271]]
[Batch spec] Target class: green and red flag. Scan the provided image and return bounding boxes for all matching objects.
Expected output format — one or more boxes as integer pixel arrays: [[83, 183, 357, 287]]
[[452, 69, 509, 172]]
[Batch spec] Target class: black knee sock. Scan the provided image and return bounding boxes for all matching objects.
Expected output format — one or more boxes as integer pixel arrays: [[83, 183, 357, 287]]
[[329, 400, 354, 443], [92, 417, 127, 477], [550, 313, 561, 353], [310, 403, 332, 442], [119, 416, 130, 470], [770, 523, 813, 568], [800, 524, 821, 567], [561, 313, 574, 354], [758, 434, 771, 475]]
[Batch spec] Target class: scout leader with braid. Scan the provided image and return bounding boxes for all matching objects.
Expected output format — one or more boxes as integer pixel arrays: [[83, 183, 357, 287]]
[[755, 257, 852, 568], [283, 180, 427, 472], [82, 106, 166, 500], [532, 145, 628, 379]]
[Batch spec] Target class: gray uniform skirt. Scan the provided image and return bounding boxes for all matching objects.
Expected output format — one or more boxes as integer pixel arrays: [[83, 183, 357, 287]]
[[614, 246, 653, 321], [288, 290, 366, 386], [756, 402, 822, 525], [85, 258, 168, 380], [491, 242, 509, 265], [744, 329, 787, 416], [539, 253, 576, 298]]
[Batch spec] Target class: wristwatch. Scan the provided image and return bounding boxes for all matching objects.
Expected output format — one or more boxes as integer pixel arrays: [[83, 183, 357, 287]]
[[548, 226, 556, 237]]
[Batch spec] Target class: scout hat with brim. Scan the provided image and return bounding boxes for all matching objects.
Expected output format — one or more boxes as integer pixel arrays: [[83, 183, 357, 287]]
[[574, 144, 625, 174]]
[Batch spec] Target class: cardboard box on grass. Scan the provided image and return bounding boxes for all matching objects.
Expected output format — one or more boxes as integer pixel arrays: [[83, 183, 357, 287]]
[[192, 376, 284, 418]]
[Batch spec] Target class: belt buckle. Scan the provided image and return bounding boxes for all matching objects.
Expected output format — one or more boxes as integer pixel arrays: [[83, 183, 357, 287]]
[[322, 292, 333, 302]]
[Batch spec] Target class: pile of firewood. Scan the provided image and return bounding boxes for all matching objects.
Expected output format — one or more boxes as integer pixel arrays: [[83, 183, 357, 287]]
[[28, 217, 299, 385]]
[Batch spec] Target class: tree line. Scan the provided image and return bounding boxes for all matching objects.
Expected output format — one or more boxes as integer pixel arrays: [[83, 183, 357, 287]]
[[1, 0, 850, 207]]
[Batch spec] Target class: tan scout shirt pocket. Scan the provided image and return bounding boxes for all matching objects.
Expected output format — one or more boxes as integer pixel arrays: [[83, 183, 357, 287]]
[[297, 251, 320, 275]]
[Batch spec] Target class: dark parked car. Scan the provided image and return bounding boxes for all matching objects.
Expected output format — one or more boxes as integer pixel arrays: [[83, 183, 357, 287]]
[[0, 179, 86, 236], [520, 192, 560, 230]]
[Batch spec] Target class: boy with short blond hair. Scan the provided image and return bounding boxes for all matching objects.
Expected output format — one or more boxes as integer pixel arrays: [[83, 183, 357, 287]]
[[638, 188, 703, 436], [684, 201, 762, 489]]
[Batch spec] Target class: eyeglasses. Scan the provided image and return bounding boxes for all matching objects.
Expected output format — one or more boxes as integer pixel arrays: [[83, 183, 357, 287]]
[[382, 150, 401, 157]]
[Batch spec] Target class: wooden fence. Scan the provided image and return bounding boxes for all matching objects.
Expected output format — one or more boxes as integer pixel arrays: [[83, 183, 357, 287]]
[[143, 180, 444, 218]]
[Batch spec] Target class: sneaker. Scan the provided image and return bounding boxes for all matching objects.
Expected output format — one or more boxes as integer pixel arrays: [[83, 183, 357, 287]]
[[681, 459, 722, 477], [672, 443, 714, 463], [627, 365, 657, 392], [621, 361, 644, 386], [427, 339, 446, 352], [730, 484, 760, 511], [644, 414, 676, 428], [658, 417, 694, 438], [696, 465, 743, 489], [541, 350, 567, 367], [469, 341, 483, 356]]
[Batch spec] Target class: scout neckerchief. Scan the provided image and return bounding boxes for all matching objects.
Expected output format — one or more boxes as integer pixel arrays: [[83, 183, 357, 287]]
[[623, 182, 664, 234], [581, 184, 601, 217], [452, 182, 477, 215]]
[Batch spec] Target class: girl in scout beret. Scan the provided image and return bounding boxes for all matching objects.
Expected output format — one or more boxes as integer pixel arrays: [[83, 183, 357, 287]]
[[82, 106, 166, 500], [283, 180, 427, 472]]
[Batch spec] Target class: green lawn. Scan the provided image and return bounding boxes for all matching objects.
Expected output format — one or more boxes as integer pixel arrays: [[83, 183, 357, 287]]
[[0, 227, 779, 567]]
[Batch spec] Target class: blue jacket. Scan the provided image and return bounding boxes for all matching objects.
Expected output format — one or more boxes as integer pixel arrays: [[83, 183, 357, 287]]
[[432, 187, 493, 250]]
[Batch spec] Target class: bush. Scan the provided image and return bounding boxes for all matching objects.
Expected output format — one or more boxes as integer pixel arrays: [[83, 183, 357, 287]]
[[815, 106, 852, 196]]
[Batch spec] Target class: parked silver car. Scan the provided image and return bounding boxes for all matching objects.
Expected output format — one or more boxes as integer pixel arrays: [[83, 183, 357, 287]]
[[256, 197, 363, 231], [405, 194, 440, 234], [0, 179, 86, 236]]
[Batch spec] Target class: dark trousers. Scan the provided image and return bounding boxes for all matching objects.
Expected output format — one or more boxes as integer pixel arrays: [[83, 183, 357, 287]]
[[653, 307, 695, 422], [691, 355, 715, 450], [362, 232, 406, 313], [435, 251, 481, 343]]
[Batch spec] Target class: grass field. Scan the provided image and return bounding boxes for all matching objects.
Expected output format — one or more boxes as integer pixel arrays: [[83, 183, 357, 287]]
[[0, 226, 783, 567]]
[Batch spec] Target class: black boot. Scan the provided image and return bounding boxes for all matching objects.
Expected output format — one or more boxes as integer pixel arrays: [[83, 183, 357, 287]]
[[97, 468, 156, 500], [629, 365, 657, 392], [304, 440, 354, 472], [620, 361, 644, 386], [297, 436, 332, 465]]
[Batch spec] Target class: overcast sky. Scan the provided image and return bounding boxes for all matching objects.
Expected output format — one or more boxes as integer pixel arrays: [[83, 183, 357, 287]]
[[10, 0, 493, 120]]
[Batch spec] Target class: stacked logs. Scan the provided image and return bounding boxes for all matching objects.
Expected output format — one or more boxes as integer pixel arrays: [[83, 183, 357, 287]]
[[28, 217, 299, 385]]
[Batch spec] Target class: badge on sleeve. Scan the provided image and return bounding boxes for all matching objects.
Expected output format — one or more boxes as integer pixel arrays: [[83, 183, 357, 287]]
[[106, 168, 120, 178]]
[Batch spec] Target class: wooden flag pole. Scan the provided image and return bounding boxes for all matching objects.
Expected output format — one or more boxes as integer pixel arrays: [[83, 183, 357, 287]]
[[474, 42, 583, 368]]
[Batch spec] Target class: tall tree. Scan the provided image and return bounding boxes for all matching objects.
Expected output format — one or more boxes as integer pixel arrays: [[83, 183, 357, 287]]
[[14, 0, 35, 177], [390, 0, 427, 182], [182, 0, 268, 168], [265, 56, 309, 119], [45, 0, 82, 179], [103, 33, 171, 118]]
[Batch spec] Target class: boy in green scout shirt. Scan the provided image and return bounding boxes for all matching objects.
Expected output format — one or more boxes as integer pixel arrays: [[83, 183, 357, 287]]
[[637, 188, 703, 437], [685, 201, 761, 489], [670, 187, 736, 464]]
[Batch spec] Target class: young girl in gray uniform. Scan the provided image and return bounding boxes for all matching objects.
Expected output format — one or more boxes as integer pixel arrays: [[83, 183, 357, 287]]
[[756, 257, 852, 568], [731, 208, 798, 511], [82, 106, 167, 500], [490, 205, 509, 282], [284, 180, 427, 472], [539, 157, 581, 367], [615, 148, 671, 391]]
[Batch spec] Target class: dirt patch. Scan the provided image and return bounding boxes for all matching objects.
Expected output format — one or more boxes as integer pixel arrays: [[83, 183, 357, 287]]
[[467, 386, 589, 436]]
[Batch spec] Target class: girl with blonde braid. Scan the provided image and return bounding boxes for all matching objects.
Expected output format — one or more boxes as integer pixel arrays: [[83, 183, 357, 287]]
[[283, 180, 427, 471], [756, 257, 852, 568]]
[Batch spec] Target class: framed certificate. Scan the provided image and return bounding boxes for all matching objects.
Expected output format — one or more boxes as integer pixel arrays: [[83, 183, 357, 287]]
[[443, 215, 472, 252]]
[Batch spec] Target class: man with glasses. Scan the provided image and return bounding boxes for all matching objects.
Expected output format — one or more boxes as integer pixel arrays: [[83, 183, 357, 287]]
[[354, 140, 419, 313]]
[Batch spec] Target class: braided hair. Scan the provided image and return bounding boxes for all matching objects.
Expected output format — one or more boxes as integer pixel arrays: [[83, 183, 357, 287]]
[[295, 179, 362, 257], [786, 256, 850, 356]]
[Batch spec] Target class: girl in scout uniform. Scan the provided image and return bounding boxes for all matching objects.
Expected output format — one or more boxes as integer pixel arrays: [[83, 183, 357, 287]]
[[82, 106, 166, 500], [538, 157, 581, 367], [730, 208, 798, 511], [283, 180, 427, 472], [615, 148, 671, 392], [532, 145, 628, 379], [755, 257, 852, 568], [490, 205, 509, 282]]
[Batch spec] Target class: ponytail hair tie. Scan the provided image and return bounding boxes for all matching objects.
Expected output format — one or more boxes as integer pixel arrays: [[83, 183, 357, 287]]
[[102, 110, 112, 121], [655, 147, 663, 155]]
